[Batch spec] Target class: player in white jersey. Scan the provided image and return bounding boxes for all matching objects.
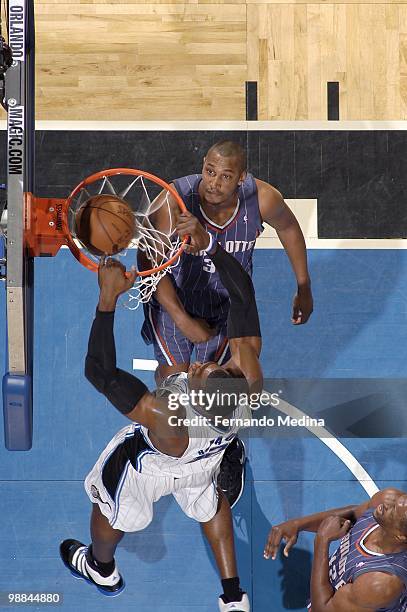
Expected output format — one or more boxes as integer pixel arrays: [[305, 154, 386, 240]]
[[60, 221, 263, 611]]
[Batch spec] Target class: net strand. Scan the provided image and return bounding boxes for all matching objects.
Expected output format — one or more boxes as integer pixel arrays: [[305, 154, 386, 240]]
[[119, 175, 142, 200], [98, 176, 116, 196]]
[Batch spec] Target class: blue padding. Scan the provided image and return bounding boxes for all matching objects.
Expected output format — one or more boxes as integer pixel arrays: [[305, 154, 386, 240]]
[[2, 373, 33, 451]]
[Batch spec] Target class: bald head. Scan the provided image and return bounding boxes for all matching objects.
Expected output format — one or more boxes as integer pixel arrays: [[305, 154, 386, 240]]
[[206, 141, 247, 173]]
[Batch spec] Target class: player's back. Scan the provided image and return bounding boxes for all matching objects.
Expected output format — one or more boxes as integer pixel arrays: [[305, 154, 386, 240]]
[[170, 173, 263, 319]]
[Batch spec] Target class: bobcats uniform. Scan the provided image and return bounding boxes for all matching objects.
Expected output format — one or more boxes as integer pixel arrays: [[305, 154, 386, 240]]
[[142, 173, 263, 365], [85, 373, 251, 532], [308, 510, 407, 611]]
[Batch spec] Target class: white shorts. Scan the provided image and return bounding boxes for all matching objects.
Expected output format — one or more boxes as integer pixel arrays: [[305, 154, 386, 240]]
[[84, 425, 219, 532]]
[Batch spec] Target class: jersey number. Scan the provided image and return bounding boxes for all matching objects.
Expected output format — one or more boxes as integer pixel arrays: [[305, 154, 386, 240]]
[[203, 257, 216, 274]]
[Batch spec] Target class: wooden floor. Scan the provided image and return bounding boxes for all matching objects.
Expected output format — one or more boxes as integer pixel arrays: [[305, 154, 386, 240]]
[[2, 0, 407, 120]]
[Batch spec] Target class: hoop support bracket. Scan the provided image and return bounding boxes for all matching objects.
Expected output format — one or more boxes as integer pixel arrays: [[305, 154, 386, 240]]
[[24, 193, 69, 257]]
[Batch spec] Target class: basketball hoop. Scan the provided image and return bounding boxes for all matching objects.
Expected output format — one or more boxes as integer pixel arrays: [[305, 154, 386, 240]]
[[24, 168, 188, 306]]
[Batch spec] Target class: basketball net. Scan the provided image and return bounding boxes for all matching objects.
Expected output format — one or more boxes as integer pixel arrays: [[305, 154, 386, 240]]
[[66, 170, 186, 308], [23, 169, 187, 307]]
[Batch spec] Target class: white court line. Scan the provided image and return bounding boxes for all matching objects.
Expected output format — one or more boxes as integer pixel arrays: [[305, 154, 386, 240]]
[[2, 120, 407, 131], [257, 238, 407, 249], [61, 238, 407, 250], [131, 357, 379, 496], [273, 396, 378, 497], [258, 199, 407, 249]]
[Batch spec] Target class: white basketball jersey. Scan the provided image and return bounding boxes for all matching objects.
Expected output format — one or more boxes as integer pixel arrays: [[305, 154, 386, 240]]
[[139, 372, 250, 478]]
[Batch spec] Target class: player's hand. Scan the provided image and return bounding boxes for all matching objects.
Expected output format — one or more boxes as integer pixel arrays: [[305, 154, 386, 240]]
[[316, 516, 352, 543], [178, 315, 217, 344], [264, 519, 299, 560], [191, 318, 217, 343], [98, 257, 137, 302], [292, 285, 313, 324], [176, 211, 211, 254]]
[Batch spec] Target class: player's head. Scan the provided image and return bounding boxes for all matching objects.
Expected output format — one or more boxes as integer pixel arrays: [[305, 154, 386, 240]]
[[188, 361, 249, 418], [188, 361, 225, 385], [373, 494, 407, 543], [201, 141, 247, 205]]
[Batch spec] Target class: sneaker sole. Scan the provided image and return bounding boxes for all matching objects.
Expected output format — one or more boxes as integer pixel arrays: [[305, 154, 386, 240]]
[[229, 439, 246, 509], [229, 459, 246, 509], [60, 541, 125, 597]]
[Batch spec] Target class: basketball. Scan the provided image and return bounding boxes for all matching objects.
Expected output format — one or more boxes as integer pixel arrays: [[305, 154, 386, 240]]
[[74, 194, 136, 256]]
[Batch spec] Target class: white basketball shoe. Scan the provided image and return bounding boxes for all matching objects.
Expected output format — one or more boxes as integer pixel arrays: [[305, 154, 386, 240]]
[[218, 592, 250, 611]]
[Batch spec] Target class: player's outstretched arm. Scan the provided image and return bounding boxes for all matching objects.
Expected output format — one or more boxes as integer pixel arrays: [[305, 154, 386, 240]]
[[137, 191, 215, 345], [84, 258, 184, 437], [136, 187, 189, 329], [208, 243, 261, 342], [136, 186, 187, 324], [310, 516, 404, 612], [263, 505, 358, 560], [256, 179, 313, 325], [176, 211, 261, 344], [176, 211, 262, 388]]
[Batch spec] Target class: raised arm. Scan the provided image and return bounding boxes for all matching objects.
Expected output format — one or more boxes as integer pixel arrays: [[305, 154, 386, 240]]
[[137, 188, 215, 344], [176, 212, 262, 390], [208, 243, 261, 345], [84, 258, 185, 440]]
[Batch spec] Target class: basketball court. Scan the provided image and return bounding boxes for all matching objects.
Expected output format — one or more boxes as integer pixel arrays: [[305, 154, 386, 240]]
[[1, 2, 407, 611]]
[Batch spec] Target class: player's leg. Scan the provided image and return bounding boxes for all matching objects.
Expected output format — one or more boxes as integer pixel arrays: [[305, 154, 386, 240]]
[[60, 425, 166, 595], [90, 503, 124, 563], [195, 322, 246, 509], [201, 491, 250, 611], [173, 473, 249, 611], [60, 504, 125, 596], [200, 490, 237, 578], [141, 300, 192, 382]]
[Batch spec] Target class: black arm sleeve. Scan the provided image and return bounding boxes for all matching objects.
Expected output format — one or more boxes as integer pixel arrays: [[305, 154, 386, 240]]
[[208, 243, 261, 339], [85, 309, 148, 415]]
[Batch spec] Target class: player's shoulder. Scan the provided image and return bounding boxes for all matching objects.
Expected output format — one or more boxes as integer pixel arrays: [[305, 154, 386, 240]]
[[252, 178, 285, 221], [351, 570, 405, 609], [172, 174, 201, 191], [254, 178, 284, 209], [253, 177, 283, 205]]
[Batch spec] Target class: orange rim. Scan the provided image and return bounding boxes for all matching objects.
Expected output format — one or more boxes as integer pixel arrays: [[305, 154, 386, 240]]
[[65, 168, 188, 275]]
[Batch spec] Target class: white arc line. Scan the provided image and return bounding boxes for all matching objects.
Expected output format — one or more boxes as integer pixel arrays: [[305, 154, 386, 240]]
[[274, 396, 379, 496]]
